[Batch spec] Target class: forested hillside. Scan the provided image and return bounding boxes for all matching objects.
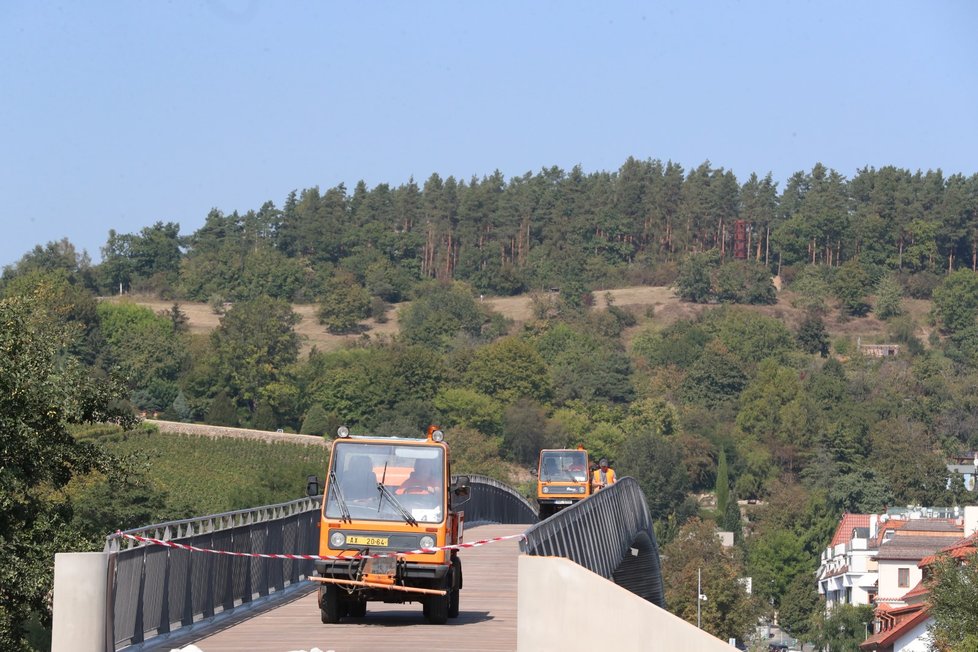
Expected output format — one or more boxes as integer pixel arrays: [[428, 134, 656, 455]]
[[3, 158, 978, 648]]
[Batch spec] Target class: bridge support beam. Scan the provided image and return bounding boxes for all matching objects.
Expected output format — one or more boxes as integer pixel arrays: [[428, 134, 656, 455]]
[[52, 552, 109, 652]]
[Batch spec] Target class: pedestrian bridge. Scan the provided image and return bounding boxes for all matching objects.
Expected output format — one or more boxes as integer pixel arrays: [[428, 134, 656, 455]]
[[52, 476, 734, 651]]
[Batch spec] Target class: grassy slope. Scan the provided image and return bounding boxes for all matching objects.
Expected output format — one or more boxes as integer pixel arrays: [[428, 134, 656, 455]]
[[108, 284, 933, 357], [79, 426, 328, 516]]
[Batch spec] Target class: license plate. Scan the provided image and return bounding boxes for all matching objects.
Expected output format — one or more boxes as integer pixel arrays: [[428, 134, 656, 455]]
[[347, 535, 389, 546], [555, 500, 573, 505]]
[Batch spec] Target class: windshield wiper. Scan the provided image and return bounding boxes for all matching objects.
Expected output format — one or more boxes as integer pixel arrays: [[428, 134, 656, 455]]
[[376, 482, 418, 526], [328, 471, 352, 523]]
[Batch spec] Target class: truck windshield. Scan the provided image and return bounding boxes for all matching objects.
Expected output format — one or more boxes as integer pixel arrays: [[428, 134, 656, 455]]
[[325, 442, 445, 523], [540, 450, 588, 482]]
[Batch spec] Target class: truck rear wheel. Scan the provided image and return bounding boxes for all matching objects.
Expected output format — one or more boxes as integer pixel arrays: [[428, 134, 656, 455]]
[[320, 584, 341, 624]]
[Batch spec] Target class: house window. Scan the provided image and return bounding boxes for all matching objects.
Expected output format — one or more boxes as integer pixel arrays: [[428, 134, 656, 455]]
[[898, 568, 910, 588]]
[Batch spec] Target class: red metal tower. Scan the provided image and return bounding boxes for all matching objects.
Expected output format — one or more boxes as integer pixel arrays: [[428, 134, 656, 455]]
[[733, 220, 749, 260]]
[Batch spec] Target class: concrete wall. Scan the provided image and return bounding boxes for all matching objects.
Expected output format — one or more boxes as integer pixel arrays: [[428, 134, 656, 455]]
[[146, 418, 329, 447], [51, 552, 108, 652], [518, 555, 736, 651]]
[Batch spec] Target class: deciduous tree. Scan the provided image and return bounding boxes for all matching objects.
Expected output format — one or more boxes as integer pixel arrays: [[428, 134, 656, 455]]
[[0, 292, 135, 648], [926, 552, 978, 652], [661, 518, 759, 643], [317, 270, 371, 334], [211, 297, 300, 411]]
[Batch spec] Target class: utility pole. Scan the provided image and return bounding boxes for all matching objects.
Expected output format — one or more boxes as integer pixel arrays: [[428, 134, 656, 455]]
[[697, 568, 708, 628]]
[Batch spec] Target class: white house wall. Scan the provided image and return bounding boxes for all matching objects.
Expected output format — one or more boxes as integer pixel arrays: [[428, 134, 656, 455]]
[[894, 618, 932, 652], [877, 560, 920, 605]]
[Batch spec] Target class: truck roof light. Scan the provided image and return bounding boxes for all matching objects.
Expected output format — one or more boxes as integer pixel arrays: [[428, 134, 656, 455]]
[[337, 426, 350, 438], [431, 429, 445, 443]]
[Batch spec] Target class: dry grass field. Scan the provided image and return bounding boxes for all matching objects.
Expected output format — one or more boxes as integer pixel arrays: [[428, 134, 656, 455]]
[[106, 283, 931, 358]]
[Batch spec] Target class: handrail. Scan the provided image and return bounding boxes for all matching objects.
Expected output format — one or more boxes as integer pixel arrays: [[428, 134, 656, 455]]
[[520, 477, 665, 608], [458, 474, 539, 526], [104, 496, 321, 552]]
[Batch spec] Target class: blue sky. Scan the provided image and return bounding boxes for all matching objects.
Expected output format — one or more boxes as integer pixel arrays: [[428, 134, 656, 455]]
[[1, 1, 976, 268]]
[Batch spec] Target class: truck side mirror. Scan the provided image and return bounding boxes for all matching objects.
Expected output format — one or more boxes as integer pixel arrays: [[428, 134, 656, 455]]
[[451, 476, 471, 506], [306, 475, 322, 497]]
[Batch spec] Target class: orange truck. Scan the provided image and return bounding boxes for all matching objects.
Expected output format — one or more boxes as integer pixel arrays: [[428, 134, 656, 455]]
[[310, 425, 470, 624], [536, 447, 591, 519]]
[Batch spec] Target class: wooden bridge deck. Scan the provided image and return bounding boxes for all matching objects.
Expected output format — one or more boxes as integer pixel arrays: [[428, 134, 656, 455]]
[[186, 523, 528, 652]]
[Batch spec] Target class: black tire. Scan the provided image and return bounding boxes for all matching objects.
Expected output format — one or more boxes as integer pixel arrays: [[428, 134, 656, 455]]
[[348, 600, 367, 618], [320, 584, 342, 624], [448, 558, 461, 618], [425, 577, 450, 625]]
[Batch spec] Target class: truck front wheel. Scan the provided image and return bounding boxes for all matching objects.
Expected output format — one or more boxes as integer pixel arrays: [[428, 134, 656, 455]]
[[320, 584, 341, 624], [348, 599, 366, 618], [448, 558, 461, 618], [425, 573, 451, 625]]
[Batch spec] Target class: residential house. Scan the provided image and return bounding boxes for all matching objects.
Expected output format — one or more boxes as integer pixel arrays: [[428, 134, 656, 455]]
[[860, 505, 978, 652], [873, 518, 963, 607], [817, 513, 880, 609], [817, 508, 967, 613]]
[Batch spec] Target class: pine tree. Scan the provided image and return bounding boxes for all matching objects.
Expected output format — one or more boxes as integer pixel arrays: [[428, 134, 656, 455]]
[[720, 493, 743, 542], [171, 391, 192, 422], [715, 448, 730, 516]]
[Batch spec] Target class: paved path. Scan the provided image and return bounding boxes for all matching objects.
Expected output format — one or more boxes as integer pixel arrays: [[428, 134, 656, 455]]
[[187, 523, 528, 652]]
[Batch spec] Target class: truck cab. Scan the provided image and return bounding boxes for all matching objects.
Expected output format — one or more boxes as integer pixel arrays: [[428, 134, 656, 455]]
[[312, 425, 470, 624], [536, 447, 591, 519]]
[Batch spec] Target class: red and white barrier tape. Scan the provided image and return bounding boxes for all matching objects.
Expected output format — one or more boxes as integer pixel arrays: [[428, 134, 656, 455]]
[[115, 531, 526, 560]]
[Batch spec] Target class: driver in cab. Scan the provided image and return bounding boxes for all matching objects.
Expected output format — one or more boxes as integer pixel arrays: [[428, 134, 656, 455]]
[[397, 458, 442, 496]]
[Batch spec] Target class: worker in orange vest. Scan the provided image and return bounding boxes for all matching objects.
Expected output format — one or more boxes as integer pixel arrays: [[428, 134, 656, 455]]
[[592, 458, 616, 491]]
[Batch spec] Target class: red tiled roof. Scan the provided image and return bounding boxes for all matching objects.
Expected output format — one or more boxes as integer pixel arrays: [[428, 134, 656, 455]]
[[920, 531, 978, 567], [831, 513, 873, 547], [860, 603, 930, 650], [900, 580, 928, 601]]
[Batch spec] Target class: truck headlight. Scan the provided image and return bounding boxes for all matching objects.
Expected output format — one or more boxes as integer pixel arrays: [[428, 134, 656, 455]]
[[542, 486, 550, 494], [330, 532, 346, 548], [420, 535, 436, 548]]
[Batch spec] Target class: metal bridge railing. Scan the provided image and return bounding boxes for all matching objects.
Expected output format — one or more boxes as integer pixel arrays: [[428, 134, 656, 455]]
[[103, 497, 321, 651], [459, 474, 539, 526], [519, 476, 665, 608]]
